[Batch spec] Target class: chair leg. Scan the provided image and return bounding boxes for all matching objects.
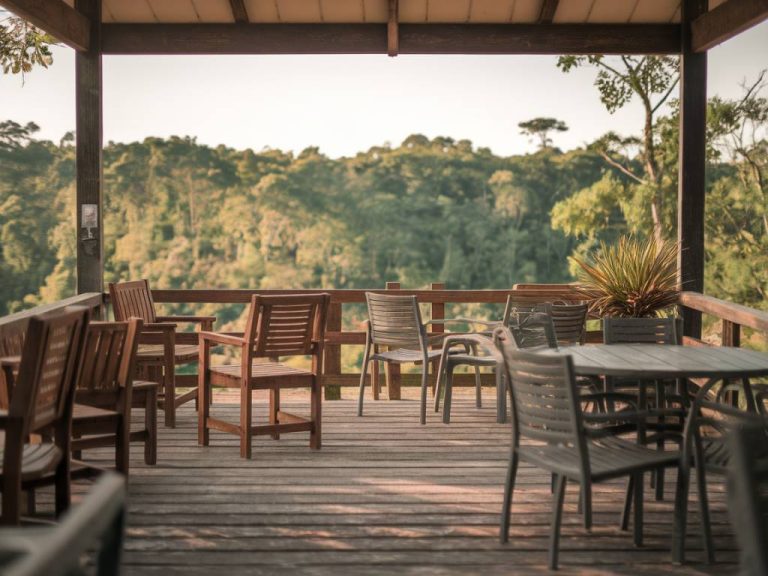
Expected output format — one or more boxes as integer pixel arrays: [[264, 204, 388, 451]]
[[633, 472, 644, 547], [357, 343, 371, 417], [621, 476, 634, 531], [581, 482, 593, 532], [499, 449, 519, 544], [420, 363, 429, 425], [434, 353, 446, 413], [471, 345, 482, 408], [116, 414, 130, 476], [54, 451, 71, 518], [655, 382, 666, 501], [549, 474, 567, 570], [146, 386, 158, 465], [495, 369, 506, 424], [240, 385, 252, 459], [163, 362, 176, 429], [693, 440, 714, 564], [672, 463, 691, 564], [310, 376, 321, 450], [1, 466, 22, 525], [270, 388, 280, 440], [443, 362, 454, 425], [198, 365, 210, 447]]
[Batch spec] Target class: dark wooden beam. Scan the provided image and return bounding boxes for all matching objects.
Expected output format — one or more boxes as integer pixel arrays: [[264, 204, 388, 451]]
[[692, 0, 768, 52], [538, 0, 560, 24], [387, 0, 398, 57], [677, 0, 707, 341], [0, 0, 90, 50], [75, 0, 103, 295], [101, 23, 681, 55], [228, 0, 249, 23]]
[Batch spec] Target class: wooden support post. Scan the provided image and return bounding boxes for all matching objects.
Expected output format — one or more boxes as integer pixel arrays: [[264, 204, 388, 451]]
[[387, 0, 398, 57], [430, 282, 445, 393], [678, 0, 707, 340], [385, 282, 401, 400], [722, 320, 741, 348], [324, 302, 342, 400], [75, 0, 103, 295]]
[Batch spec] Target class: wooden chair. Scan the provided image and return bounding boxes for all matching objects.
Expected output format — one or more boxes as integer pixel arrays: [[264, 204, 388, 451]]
[[0, 307, 89, 525], [71, 319, 145, 476], [494, 326, 680, 569], [198, 294, 330, 459], [726, 420, 768, 576], [672, 378, 762, 564], [109, 280, 215, 428], [0, 472, 126, 576], [358, 292, 469, 425]]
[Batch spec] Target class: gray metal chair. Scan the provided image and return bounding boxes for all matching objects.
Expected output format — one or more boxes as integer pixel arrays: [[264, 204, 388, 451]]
[[494, 326, 680, 570], [550, 302, 589, 345], [726, 420, 768, 576], [433, 334, 503, 424], [358, 292, 470, 425], [672, 378, 762, 564]]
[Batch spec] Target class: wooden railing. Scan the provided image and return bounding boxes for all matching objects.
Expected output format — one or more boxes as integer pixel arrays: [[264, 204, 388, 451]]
[[678, 291, 768, 348]]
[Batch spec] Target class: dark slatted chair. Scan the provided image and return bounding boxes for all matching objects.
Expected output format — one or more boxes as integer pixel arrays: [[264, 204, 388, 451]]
[[672, 378, 763, 564], [726, 421, 768, 576], [0, 472, 126, 576], [199, 294, 330, 459], [0, 307, 89, 525], [508, 312, 558, 350], [494, 326, 680, 569], [358, 292, 474, 425], [72, 319, 147, 476], [109, 280, 215, 428], [550, 302, 589, 346]]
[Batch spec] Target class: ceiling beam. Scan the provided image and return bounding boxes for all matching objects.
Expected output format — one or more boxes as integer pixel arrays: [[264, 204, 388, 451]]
[[101, 23, 681, 55], [0, 0, 90, 50], [538, 0, 559, 24], [692, 0, 768, 52], [228, 0, 249, 23], [387, 0, 398, 57]]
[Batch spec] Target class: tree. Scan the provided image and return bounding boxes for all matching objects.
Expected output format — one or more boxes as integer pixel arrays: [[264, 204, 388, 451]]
[[0, 11, 56, 77], [557, 56, 679, 243], [518, 117, 568, 150]]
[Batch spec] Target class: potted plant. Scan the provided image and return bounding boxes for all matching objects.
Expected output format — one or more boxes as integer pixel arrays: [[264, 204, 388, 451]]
[[571, 235, 680, 318]]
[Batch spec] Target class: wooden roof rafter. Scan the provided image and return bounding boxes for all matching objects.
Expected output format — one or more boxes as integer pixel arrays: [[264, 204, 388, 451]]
[[0, 0, 90, 51], [538, 0, 560, 24], [692, 0, 768, 52], [229, 0, 249, 24]]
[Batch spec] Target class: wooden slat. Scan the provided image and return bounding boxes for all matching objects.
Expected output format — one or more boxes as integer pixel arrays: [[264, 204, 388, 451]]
[[100, 23, 681, 55], [538, 0, 559, 23], [679, 291, 768, 333], [387, 0, 398, 56], [692, 0, 768, 52], [0, 0, 90, 50], [228, 0, 249, 23]]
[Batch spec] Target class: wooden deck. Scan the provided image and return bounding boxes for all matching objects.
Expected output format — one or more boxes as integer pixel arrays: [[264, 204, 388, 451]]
[[78, 388, 736, 575]]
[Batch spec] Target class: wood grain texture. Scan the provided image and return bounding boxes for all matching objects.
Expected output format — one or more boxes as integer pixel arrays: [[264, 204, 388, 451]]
[[228, 0, 249, 23], [692, 0, 768, 52], [0, 0, 90, 50], [679, 291, 768, 333], [100, 23, 681, 55], [538, 0, 560, 23]]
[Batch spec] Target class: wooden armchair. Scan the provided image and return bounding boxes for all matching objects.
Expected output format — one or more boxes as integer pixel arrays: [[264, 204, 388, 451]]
[[198, 294, 330, 459], [72, 319, 146, 476], [109, 280, 215, 428], [0, 307, 89, 525]]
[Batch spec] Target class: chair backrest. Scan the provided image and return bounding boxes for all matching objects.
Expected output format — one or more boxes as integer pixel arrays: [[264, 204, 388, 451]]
[[727, 421, 768, 576], [2, 472, 126, 576], [76, 319, 142, 408], [603, 317, 677, 345], [10, 307, 89, 436], [508, 313, 557, 350], [502, 295, 551, 328], [365, 292, 425, 349], [108, 280, 157, 323], [244, 294, 330, 358], [495, 327, 586, 457], [550, 303, 588, 346]]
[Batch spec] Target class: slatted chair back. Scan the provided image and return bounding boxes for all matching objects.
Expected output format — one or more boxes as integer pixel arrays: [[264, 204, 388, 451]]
[[550, 303, 588, 346], [10, 307, 89, 437], [508, 313, 557, 350], [501, 295, 551, 328], [244, 294, 330, 358], [108, 280, 157, 323], [603, 317, 677, 345], [727, 421, 768, 576], [495, 327, 586, 454], [365, 292, 425, 350], [76, 319, 142, 407]]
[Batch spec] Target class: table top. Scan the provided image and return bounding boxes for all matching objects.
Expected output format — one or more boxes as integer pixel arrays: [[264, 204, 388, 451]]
[[539, 344, 768, 379]]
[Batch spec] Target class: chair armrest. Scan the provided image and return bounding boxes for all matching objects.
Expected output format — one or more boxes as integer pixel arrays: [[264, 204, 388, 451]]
[[426, 317, 502, 328], [441, 334, 503, 362], [156, 315, 216, 330], [199, 331, 245, 347], [0, 356, 21, 369], [141, 322, 177, 332]]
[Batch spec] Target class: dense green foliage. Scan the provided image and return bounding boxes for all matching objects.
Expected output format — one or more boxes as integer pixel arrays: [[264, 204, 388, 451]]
[[0, 14, 55, 77]]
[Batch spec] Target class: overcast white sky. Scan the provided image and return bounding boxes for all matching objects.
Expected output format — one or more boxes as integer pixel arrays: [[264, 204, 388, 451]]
[[1, 20, 766, 157]]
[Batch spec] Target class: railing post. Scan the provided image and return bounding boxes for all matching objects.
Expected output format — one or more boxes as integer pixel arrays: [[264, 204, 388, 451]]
[[430, 282, 445, 393], [722, 319, 741, 348], [324, 301, 342, 400], [385, 282, 401, 400]]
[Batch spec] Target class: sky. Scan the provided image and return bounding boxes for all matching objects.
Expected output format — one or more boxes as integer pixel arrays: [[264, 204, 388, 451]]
[[1, 20, 766, 158]]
